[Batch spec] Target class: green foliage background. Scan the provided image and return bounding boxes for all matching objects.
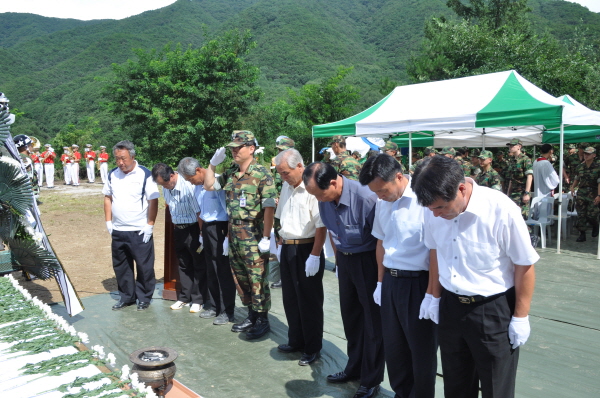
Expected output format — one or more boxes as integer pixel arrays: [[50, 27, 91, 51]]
[[1, 0, 600, 164]]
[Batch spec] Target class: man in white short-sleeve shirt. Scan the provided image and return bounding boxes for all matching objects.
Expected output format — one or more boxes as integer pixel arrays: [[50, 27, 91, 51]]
[[412, 155, 538, 398], [360, 153, 438, 398], [103, 140, 159, 311], [274, 149, 326, 367]]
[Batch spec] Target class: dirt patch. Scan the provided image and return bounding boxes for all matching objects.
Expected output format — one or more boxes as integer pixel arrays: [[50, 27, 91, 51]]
[[14, 180, 166, 305]]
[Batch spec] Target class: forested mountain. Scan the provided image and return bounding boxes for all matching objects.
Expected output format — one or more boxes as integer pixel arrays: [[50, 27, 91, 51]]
[[1, 0, 599, 142]]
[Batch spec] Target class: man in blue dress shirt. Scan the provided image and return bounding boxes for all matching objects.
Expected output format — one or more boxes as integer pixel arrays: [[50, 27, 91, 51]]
[[178, 157, 237, 326], [303, 162, 384, 398]]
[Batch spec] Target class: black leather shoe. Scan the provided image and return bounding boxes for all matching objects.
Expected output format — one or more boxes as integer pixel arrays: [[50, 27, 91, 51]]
[[353, 385, 380, 398], [245, 315, 270, 340], [576, 231, 586, 242], [298, 352, 320, 366], [112, 301, 135, 311], [231, 309, 257, 333], [327, 371, 358, 383], [278, 344, 300, 353], [137, 302, 150, 311], [271, 280, 282, 289]]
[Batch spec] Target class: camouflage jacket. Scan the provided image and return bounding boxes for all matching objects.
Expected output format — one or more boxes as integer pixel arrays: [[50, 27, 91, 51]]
[[566, 153, 582, 180], [470, 165, 481, 178], [505, 153, 533, 188], [331, 152, 361, 181], [410, 158, 426, 173], [455, 156, 473, 176], [475, 168, 503, 191], [493, 158, 509, 178], [574, 161, 600, 192], [217, 160, 277, 222]]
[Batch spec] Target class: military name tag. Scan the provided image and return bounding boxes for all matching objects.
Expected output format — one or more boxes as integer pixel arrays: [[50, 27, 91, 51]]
[[240, 190, 247, 207]]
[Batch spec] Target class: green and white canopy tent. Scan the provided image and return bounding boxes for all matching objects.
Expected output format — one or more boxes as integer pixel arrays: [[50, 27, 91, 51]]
[[542, 94, 600, 144], [312, 70, 600, 254]]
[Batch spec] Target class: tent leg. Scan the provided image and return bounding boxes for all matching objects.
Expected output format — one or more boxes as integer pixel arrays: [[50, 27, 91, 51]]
[[557, 124, 564, 254], [312, 135, 315, 163]]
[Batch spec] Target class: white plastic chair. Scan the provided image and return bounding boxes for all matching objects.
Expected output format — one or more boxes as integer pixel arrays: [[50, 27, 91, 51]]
[[525, 196, 554, 248], [548, 193, 572, 239]]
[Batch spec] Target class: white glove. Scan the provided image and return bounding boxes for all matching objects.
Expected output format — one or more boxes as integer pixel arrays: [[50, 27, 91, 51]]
[[428, 296, 441, 324], [210, 147, 227, 166], [276, 245, 282, 262], [199, 234, 204, 245], [106, 221, 113, 235], [419, 293, 433, 319], [305, 254, 320, 277], [373, 282, 382, 306], [222, 237, 229, 256], [258, 237, 270, 253], [508, 316, 531, 349], [138, 224, 154, 243]]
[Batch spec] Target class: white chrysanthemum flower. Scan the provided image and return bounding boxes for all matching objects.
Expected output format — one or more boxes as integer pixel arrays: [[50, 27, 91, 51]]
[[78, 332, 90, 343], [145, 385, 158, 398], [129, 372, 140, 388], [120, 364, 130, 380], [106, 353, 116, 366]]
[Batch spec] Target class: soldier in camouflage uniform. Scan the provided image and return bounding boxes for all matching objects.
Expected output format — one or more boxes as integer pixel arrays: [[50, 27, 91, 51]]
[[505, 138, 533, 219], [565, 144, 582, 190], [329, 135, 362, 180], [470, 149, 482, 178], [440, 146, 456, 159], [455, 147, 473, 176], [493, 150, 509, 180], [475, 150, 503, 191], [570, 147, 600, 242], [204, 130, 277, 340], [380, 141, 406, 173], [409, 146, 436, 174]]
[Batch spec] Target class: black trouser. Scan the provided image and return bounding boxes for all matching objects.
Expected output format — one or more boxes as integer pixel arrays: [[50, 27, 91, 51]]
[[280, 242, 325, 355], [381, 271, 438, 398], [202, 221, 235, 316], [174, 223, 207, 305], [337, 250, 385, 389], [111, 230, 156, 303], [440, 287, 518, 398]]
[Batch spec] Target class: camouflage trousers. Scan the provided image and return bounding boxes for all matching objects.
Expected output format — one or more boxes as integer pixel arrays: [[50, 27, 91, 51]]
[[508, 190, 530, 219], [575, 189, 600, 232], [228, 222, 271, 312]]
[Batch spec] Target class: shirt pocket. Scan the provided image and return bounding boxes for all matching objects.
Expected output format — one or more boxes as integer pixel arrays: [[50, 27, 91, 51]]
[[396, 221, 423, 247], [459, 239, 498, 271], [344, 224, 362, 245]]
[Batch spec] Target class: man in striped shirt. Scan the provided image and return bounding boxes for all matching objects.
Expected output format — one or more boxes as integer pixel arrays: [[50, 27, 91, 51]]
[[152, 163, 210, 314]]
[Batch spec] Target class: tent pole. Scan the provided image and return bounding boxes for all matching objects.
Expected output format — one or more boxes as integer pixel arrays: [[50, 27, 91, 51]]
[[409, 132, 413, 172], [312, 134, 315, 163], [482, 128, 485, 150], [558, 123, 564, 254]]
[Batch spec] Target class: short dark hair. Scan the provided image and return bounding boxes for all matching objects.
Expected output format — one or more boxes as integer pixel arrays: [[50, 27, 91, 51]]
[[151, 163, 174, 183], [359, 154, 402, 185], [411, 155, 465, 207], [540, 144, 553, 154], [303, 162, 338, 190], [456, 147, 467, 156]]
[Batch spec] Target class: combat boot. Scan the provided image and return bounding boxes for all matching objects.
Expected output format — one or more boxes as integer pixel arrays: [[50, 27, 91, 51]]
[[245, 312, 270, 340], [231, 307, 257, 333], [592, 224, 599, 238], [576, 231, 587, 242]]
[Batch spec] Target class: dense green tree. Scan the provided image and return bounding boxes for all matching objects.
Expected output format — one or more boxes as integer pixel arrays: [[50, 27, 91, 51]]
[[446, 0, 530, 28], [104, 29, 261, 166]]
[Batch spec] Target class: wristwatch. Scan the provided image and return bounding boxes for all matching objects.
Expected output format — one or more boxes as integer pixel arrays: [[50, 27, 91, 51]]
[[524, 191, 530, 195]]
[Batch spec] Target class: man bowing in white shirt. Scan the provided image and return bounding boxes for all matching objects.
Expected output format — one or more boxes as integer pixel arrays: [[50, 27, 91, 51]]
[[412, 155, 538, 398]]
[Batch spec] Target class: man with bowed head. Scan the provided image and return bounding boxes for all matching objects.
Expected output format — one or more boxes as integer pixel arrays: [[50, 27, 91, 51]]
[[203, 131, 277, 340], [412, 155, 537, 398], [103, 140, 159, 311], [359, 153, 438, 398]]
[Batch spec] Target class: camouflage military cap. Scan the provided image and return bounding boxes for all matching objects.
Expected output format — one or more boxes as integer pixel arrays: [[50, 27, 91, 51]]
[[507, 138, 522, 146], [478, 150, 493, 159], [440, 146, 456, 156], [423, 146, 437, 155], [351, 150, 361, 157], [328, 135, 346, 145], [470, 149, 480, 157], [276, 136, 295, 150], [568, 144, 577, 149], [579, 142, 591, 149], [584, 147, 596, 154], [226, 130, 256, 147], [380, 141, 398, 152]]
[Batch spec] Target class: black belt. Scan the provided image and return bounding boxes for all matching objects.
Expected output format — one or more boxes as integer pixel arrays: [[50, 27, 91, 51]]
[[446, 288, 509, 304], [203, 220, 227, 226], [174, 222, 196, 229], [384, 268, 427, 278], [231, 219, 253, 225]]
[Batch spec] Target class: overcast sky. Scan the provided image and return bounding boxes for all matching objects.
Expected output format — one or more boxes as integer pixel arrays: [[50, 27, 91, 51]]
[[0, 0, 598, 20]]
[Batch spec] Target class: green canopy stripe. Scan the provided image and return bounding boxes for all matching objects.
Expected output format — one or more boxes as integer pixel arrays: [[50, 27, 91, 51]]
[[476, 72, 563, 129], [312, 91, 394, 138]]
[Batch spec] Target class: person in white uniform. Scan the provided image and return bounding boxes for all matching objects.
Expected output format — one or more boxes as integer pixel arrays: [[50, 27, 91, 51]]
[[85, 144, 96, 183], [71, 144, 81, 186], [412, 155, 538, 398], [533, 143, 560, 198]]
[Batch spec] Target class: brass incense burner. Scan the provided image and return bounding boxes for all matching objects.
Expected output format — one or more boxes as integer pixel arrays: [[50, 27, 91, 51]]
[[129, 346, 178, 397]]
